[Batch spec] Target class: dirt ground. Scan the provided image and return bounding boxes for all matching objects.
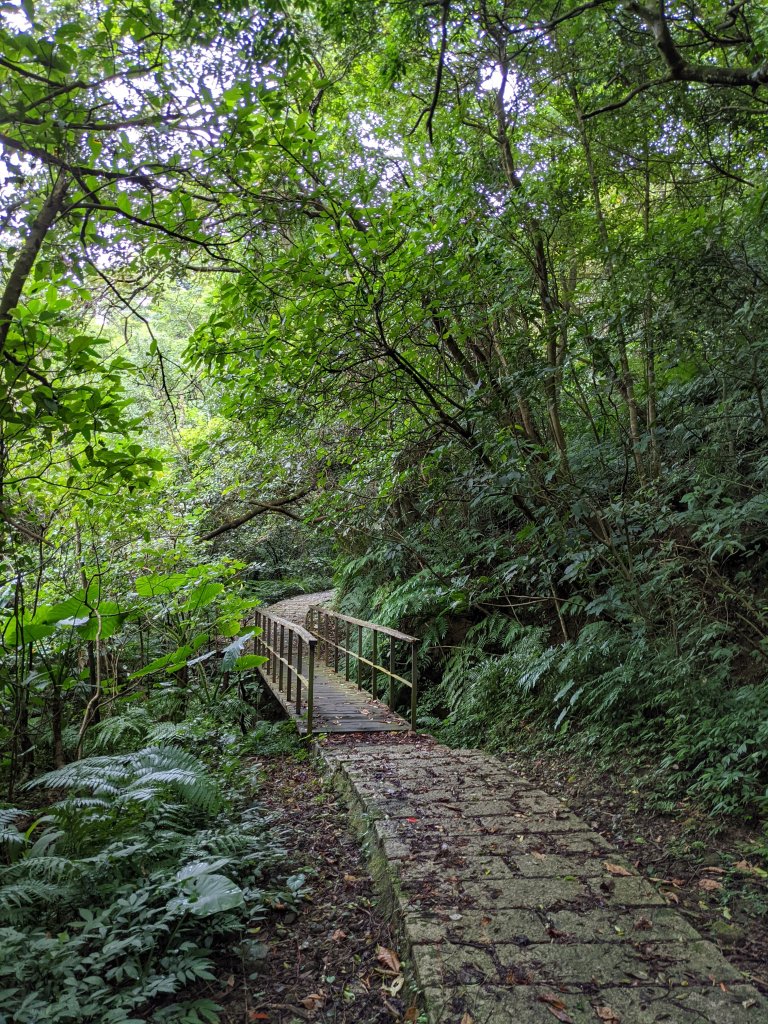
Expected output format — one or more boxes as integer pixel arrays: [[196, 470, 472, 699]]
[[215, 752, 417, 1024]]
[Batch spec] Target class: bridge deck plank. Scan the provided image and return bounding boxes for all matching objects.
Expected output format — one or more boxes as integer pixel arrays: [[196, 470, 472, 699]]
[[258, 661, 410, 734]]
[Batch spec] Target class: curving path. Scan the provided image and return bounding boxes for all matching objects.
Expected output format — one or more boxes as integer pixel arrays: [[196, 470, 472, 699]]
[[266, 595, 767, 1022], [263, 591, 410, 733]]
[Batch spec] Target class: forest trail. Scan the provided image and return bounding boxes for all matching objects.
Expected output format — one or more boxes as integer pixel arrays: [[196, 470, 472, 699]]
[[320, 736, 767, 1023], [266, 594, 767, 1020], [262, 592, 410, 733]]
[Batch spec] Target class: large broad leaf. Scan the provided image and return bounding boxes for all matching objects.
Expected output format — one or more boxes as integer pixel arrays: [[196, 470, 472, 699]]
[[234, 654, 268, 671], [33, 597, 88, 624], [177, 859, 233, 880], [76, 602, 129, 641], [169, 871, 244, 917], [182, 582, 224, 612], [130, 647, 190, 679], [221, 632, 255, 671], [5, 621, 57, 645], [135, 573, 189, 597]]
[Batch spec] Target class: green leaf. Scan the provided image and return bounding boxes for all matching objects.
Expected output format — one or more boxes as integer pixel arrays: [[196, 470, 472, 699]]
[[135, 574, 188, 597], [169, 872, 244, 917], [221, 632, 254, 670], [233, 654, 268, 671], [182, 582, 224, 612]]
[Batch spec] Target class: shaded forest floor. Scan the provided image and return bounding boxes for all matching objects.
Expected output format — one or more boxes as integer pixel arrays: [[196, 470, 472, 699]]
[[216, 752, 417, 1024], [502, 748, 768, 995]]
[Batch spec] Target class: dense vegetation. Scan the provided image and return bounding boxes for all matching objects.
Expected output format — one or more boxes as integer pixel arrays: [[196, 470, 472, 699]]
[[2, 6, 768, 1008]]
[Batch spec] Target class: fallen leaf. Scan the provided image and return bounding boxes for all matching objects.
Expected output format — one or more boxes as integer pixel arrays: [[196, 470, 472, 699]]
[[540, 995, 568, 1008], [460, 1014, 474, 1024], [376, 945, 401, 974], [301, 993, 325, 1011], [331, 928, 347, 942], [539, 993, 574, 1022], [544, 1005, 574, 1023], [662, 890, 680, 904], [404, 1008, 419, 1023], [595, 1006, 621, 1023], [634, 916, 653, 931], [603, 862, 632, 877], [703, 867, 726, 874], [699, 878, 723, 892], [248, 1015, 270, 1022]]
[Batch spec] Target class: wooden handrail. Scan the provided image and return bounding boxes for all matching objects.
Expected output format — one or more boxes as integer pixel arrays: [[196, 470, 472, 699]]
[[312, 608, 419, 644], [307, 605, 419, 729], [254, 609, 316, 734], [258, 611, 317, 646]]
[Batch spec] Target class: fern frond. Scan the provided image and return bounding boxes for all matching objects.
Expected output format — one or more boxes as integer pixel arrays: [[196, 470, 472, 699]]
[[27, 745, 223, 819]]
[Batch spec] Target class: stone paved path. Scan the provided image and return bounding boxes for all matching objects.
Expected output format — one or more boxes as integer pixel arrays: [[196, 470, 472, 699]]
[[320, 735, 767, 1024]]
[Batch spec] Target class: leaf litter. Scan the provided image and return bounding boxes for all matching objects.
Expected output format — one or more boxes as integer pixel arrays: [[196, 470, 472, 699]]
[[201, 753, 417, 1023]]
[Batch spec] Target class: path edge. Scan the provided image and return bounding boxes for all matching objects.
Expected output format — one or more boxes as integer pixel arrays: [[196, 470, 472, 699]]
[[314, 740, 429, 1018]]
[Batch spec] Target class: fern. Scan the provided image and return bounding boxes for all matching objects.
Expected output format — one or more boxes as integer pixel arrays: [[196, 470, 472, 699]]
[[0, 737, 291, 1023], [29, 745, 222, 817], [0, 809, 26, 862], [90, 706, 153, 752]]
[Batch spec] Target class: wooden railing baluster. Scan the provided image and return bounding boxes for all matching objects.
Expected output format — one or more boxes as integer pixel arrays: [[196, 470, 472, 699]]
[[306, 606, 419, 729]]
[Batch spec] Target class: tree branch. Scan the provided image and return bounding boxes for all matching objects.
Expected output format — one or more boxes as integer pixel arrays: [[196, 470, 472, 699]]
[[425, 0, 450, 144], [0, 170, 69, 357], [627, 1, 768, 89], [201, 486, 315, 541]]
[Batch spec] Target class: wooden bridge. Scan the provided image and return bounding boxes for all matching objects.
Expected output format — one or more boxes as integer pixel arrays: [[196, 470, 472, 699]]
[[250, 600, 418, 735]]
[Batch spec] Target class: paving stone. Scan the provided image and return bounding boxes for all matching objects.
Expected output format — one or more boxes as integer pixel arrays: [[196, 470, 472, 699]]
[[426, 983, 768, 1024], [411, 941, 497, 989], [403, 906, 549, 945], [401, 874, 586, 911], [494, 938, 745, 986], [585, 873, 667, 907], [395, 854, 515, 883], [319, 737, 765, 1024], [478, 812, 588, 832], [511, 852, 608, 877], [546, 906, 702, 943]]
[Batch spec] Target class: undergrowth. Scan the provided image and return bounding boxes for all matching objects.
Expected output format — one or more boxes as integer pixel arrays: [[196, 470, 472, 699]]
[[0, 723, 306, 1024]]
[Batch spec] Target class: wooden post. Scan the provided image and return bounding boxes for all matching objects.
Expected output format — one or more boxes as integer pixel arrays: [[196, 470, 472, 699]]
[[295, 642, 303, 715], [410, 640, 418, 730], [388, 639, 395, 710], [372, 630, 378, 700], [286, 627, 293, 701], [356, 624, 363, 689], [333, 614, 339, 673], [278, 623, 285, 692], [345, 620, 350, 680], [306, 642, 315, 735]]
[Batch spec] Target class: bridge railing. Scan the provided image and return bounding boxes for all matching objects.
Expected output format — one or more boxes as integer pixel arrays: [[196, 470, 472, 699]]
[[306, 606, 419, 729], [253, 609, 317, 734]]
